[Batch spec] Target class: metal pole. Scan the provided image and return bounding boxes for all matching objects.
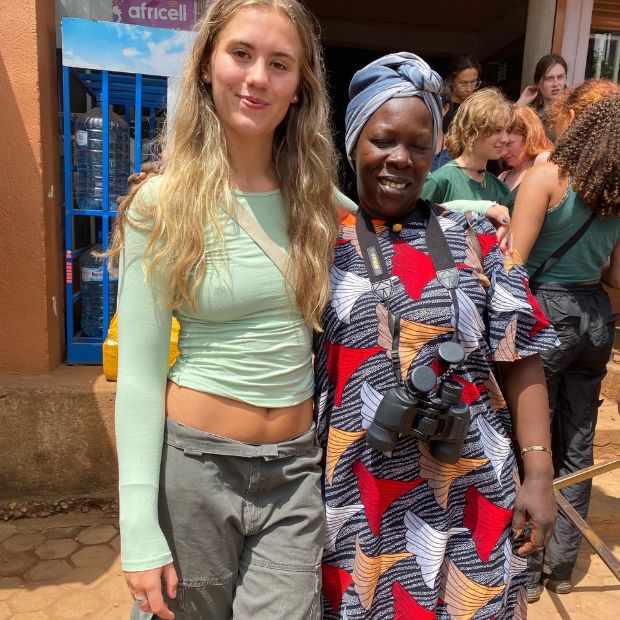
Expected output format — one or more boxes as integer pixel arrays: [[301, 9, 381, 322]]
[[554, 490, 620, 582], [553, 459, 620, 490]]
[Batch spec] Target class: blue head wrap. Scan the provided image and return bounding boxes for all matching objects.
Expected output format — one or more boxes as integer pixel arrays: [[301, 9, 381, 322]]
[[345, 52, 443, 165]]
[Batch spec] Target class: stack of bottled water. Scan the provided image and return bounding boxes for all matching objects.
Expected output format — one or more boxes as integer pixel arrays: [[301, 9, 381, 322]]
[[74, 104, 130, 210], [79, 244, 118, 338]]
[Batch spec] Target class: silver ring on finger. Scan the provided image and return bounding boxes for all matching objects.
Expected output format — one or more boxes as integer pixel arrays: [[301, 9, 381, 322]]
[[134, 594, 147, 602]]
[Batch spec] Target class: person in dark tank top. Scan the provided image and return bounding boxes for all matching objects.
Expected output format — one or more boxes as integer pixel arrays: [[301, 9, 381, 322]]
[[512, 89, 620, 604]]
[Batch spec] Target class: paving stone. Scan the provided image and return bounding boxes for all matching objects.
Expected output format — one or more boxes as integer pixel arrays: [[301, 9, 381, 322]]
[[95, 601, 133, 619], [0, 552, 36, 577], [46, 589, 109, 619], [94, 572, 131, 603], [109, 534, 120, 552], [76, 525, 117, 545], [24, 559, 72, 582], [35, 538, 78, 560], [0, 525, 18, 545], [0, 601, 11, 620], [58, 566, 111, 590], [44, 526, 82, 541], [1, 533, 45, 553], [7, 584, 63, 614], [70, 545, 115, 568], [0, 576, 23, 599]]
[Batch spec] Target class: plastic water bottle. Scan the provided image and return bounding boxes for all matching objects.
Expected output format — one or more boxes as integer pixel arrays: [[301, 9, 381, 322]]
[[79, 244, 118, 338], [74, 105, 130, 210]]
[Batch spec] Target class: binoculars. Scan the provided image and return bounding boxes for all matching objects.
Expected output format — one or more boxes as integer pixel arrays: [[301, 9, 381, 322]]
[[366, 341, 470, 464]]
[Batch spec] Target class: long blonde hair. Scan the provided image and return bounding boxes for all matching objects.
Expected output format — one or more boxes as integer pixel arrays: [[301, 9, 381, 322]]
[[110, 0, 339, 330]]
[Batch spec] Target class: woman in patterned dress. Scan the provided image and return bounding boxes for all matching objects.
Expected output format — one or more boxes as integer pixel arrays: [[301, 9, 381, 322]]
[[315, 53, 558, 619]]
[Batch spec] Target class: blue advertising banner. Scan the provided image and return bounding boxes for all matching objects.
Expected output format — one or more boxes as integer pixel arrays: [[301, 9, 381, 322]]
[[61, 17, 194, 77]]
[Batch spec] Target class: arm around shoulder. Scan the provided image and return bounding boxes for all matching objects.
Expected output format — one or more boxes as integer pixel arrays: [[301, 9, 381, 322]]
[[442, 199, 494, 215], [333, 186, 358, 219]]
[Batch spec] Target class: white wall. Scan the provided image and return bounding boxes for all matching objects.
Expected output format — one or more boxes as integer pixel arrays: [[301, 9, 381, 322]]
[[561, 0, 594, 85], [521, 0, 557, 89]]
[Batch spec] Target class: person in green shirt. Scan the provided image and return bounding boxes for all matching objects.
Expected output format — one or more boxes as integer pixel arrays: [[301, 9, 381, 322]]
[[109, 1, 343, 618], [422, 88, 514, 211]]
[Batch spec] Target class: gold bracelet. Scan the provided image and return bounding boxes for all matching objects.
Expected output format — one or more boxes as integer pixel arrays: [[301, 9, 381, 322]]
[[520, 445, 553, 457]]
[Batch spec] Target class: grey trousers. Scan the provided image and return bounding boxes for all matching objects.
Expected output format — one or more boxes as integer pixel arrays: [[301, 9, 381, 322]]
[[527, 283, 616, 583], [132, 418, 325, 620]]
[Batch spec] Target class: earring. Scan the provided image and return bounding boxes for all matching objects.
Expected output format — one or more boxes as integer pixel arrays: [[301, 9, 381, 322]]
[[291, 95, 299, 103]]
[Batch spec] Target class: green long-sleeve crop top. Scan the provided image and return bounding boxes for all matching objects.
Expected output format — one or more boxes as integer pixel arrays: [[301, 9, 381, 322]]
[[115, 176, 338, 571]]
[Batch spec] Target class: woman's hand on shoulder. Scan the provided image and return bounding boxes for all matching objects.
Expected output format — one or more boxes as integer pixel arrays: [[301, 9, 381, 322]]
[[124, 562, 178, 619], [485, 203, 513, 255], [512, 473, 557, 556], [116, 160, 166, 206]]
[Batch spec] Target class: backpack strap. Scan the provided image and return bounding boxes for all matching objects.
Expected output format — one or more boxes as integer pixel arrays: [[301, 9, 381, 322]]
[[529, 212, 596, 284]]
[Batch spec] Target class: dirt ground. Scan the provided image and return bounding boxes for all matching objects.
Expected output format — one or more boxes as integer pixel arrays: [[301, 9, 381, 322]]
[[529, 398, 620, 619]]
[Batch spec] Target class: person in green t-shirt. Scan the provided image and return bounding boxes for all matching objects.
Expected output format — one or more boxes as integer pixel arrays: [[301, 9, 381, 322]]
[[422, 88, 514, 211]]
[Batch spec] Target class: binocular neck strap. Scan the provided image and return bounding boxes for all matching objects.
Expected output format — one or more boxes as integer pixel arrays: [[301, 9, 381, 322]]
[[355, 201, 461, 345], [424, 203, 461, 343]]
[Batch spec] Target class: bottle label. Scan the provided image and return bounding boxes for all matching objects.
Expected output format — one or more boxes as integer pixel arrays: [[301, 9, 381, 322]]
[[81, 266, 119, 282], [76, 130, 88, 147]]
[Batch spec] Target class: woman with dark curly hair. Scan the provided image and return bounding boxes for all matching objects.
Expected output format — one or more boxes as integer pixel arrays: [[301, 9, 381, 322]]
[[512, 96, 620, 602], [546, 78, 620, 139]]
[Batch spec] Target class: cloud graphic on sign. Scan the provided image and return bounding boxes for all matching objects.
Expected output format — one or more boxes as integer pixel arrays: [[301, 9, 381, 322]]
[[122, 47, 140, 58]]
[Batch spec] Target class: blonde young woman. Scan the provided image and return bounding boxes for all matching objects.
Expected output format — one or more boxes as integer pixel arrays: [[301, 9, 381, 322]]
[[109, 1, 343, 618]]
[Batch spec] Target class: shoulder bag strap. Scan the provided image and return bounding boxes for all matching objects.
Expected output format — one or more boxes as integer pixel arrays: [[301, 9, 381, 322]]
[[529, 212, 596, 283], [229, 201, 295, 289]]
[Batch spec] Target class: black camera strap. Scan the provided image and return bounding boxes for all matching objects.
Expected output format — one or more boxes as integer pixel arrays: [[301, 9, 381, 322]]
[[355, 201, 461, 382]]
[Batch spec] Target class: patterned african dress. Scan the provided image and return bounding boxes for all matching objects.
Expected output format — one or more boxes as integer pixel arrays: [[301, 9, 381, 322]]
[[315, 205, 557, 620]]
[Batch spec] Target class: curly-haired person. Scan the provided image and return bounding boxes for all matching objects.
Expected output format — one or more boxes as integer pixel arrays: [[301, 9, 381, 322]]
[[546, 78, 620, 140], [422, 88, 515, 210], [512, 96, 620, 602]]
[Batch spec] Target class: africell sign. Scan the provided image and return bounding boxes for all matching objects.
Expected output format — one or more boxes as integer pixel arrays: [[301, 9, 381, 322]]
[[112, 1, 197, 30]]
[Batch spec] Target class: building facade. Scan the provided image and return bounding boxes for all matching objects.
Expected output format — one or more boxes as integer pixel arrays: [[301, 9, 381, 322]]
[[1, 0, 618, 375]]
